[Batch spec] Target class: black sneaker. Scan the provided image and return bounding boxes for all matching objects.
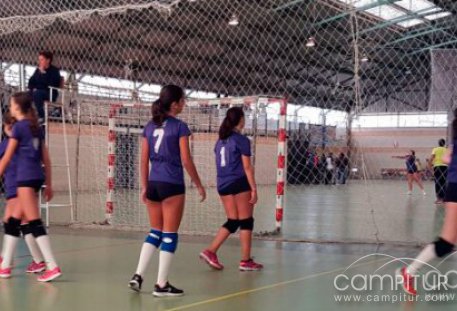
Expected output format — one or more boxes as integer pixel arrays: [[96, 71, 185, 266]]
[[153, 282, 184, 297], [128, 274, 143, 292]]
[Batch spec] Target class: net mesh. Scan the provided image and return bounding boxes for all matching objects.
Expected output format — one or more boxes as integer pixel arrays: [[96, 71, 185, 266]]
[[1, 0, 456, 245], [45, 97, 284, 235]]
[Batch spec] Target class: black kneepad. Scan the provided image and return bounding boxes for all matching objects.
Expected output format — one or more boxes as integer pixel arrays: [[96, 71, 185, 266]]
[[223, 219, 240, 233], [4, 217, 21, 237], [434, 237, 454, 258], [29, 219, 47, 238], [239, 217, 254, 231]]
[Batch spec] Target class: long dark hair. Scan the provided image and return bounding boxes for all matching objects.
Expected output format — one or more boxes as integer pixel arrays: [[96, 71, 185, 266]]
[[2, 111, 14, 138], [219, 107, 245, 140], [152, 85, 184, 126], [11, 92, 40, 136], [3, 111, 14, 126]]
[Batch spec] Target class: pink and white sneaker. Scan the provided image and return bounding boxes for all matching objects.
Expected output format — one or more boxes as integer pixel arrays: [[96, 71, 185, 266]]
[[396, 267, 417, 296], [199, 249, 224, 270], [239, 258, 263, 271], [0, 257, 15, 268], [37, 267, 62, 282], [0, 267, 12, 279], [26, 261, 46, 274]]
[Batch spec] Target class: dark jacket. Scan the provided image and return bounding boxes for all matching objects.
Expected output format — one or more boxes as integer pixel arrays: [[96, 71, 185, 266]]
[[28, 65, 61, 92]]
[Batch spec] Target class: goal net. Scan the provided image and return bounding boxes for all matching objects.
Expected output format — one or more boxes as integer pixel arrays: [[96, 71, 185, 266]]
[[68, 96, 286, 235]]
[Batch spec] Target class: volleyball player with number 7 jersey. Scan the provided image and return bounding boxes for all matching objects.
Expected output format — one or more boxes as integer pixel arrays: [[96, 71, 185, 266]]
[[128, 85, 206, 297], [200, 107, 263, 271]]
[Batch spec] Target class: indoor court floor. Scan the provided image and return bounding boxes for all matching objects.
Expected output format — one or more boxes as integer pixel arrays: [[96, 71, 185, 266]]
[[1, 228, 456, 311], [1, 180, 456, 311]]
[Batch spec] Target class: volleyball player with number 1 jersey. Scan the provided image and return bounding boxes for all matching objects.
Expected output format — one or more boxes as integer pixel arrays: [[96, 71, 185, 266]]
[[200, 107, 263, 271]]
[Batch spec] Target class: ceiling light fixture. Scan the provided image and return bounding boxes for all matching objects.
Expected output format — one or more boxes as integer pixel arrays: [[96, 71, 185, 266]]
[[306, 37, 316, 47], [228, 14, 239, 26]]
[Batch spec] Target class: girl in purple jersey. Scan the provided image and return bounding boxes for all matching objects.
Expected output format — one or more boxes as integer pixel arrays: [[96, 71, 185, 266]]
[[200, 107, 263, 271], [0, 92, 61, 282], [129, 85, 206, 297], [0, 113, 46, 277], [393, 150, 426, 195], [398, 108, 457, 295]]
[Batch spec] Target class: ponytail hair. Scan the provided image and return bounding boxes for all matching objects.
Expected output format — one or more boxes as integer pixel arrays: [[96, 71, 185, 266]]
[[2, 111, 14, 138], [2, 111, 14, 126], [151, 84, 184, 126], [219, 107, 245, 140], [29, 106, 41, 137], [10, 91, 40, 136], [152, 99, 165, 126]]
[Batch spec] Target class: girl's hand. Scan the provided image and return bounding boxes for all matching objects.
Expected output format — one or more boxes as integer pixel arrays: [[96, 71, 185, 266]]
[[141, 187, 148, 204], [198, 185, 206, 202], [44, 185, 54, 202], [249, 190, 258, 205]]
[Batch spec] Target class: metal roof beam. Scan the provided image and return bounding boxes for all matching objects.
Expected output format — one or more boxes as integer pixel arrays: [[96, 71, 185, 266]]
[[273, 0, 311, 12], [390, 2, 457, 43], [382, 25, 454, 46], [411, 38, 457, 54]]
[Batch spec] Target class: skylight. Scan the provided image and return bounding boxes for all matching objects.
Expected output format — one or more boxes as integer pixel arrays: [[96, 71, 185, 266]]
[[366, 5, 405, 20], [352, 0, 381, 8], [397, 19, 425, 28], [425, 11, 452, 21], [336, 0, 452, 28], [395, 0, 434, 12]]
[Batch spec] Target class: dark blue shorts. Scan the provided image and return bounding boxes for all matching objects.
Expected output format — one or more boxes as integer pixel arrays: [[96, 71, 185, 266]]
[[146, 181, 185, 202], [17, 179, 44, 192], [218, 176, 252, 196], [6, 194, 17, 200]]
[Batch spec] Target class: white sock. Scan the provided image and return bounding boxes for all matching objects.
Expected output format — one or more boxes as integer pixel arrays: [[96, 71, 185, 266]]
[[35, 236, 58, 270], [157, 251, 174, 287], [1, 235, 19, 269], [135, 243, 158, 276], [407, 244, 437, 275], [23, 233, 44, 263]]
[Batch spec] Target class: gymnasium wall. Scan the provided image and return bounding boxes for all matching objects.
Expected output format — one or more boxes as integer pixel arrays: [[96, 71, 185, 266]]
[[351, 127, 448, 177]]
